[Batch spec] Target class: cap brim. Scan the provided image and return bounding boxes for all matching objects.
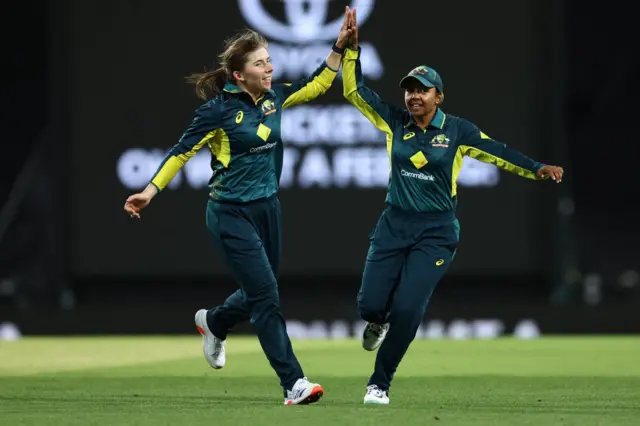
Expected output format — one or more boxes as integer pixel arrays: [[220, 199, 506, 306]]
[[399, 75, 435, 89]]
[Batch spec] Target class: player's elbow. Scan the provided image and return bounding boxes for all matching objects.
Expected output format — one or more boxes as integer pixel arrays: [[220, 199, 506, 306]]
[[343, 92, 358, 106], [317, 83, 330, 95], [311, 80, 331, 97], [343, 86, 358, 100]]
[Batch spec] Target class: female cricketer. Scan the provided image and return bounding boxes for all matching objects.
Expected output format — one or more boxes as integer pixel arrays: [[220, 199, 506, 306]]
[[123, 8, 356, 406], [342, 10, 564, 405]]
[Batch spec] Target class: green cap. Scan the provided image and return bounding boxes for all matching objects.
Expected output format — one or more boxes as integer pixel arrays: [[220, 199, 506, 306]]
[[399, 65, 444, 93]]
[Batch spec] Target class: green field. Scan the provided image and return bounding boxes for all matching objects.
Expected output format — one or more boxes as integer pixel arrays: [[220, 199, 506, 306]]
[[1, 336, 639, 425]]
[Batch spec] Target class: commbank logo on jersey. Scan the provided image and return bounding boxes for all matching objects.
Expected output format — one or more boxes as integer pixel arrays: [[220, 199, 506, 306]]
[[410, 151, 428, 169], [401, 169, 435, 181]]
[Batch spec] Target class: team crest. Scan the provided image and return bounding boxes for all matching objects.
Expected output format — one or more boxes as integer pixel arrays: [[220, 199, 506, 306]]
[[411, 66, 429, 76], [261, 99, 276, 116], [431, 134, 450, 147]]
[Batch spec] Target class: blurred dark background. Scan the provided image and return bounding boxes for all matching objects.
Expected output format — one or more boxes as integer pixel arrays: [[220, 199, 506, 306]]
[[1, 0, 638, 337]]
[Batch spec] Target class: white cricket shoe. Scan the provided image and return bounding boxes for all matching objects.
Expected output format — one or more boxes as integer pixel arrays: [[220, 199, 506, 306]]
[[284, 377, 324, 405], [364, 384, 390, 405], [194, 309, 226, 369], [362, 322, 390, 351]]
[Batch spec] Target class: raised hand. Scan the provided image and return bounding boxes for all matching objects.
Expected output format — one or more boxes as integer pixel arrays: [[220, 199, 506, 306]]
[[336, 6, 354, 49], [349, 7, 358, 50]]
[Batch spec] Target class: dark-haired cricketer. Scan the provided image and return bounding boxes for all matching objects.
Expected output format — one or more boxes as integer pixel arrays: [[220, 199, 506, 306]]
[[342, 46, 564, 404]]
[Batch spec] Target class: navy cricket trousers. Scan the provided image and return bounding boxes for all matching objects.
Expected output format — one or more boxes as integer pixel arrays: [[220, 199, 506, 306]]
[[357, 206, 460, 391], [205, 195, 303, 391]]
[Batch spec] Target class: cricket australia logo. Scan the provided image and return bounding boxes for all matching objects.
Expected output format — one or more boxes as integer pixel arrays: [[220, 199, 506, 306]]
[[237, 0, 383, 80], [411, 66, 429, 76], [431, 134, 450, 147], [261, 99, 276, 116]]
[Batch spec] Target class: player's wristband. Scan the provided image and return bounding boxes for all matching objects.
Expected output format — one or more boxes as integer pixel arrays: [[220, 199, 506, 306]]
[[332, 42, 345, 54]]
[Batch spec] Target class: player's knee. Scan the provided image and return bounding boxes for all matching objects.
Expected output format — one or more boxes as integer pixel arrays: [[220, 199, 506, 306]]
[[246, 282, 281, 326], [357, 296, 387, 324], [389, 302, 425, 326], [249, 302, 281, 328]]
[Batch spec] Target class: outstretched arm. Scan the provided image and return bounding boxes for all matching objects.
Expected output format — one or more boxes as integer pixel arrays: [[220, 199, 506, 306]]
[[457, 119, 563, 182], [124, 103, 220, 218], [150, 103, 220, 191]]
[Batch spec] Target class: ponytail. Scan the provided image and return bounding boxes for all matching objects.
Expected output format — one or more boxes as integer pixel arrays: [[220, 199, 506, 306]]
[[185, 67, 227, 100], [186, 29, 268, 101]]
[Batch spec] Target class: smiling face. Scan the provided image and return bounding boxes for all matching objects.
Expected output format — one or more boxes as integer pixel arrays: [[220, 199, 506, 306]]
[[233, 47, 274, 93], [403, 77, 442, 119]]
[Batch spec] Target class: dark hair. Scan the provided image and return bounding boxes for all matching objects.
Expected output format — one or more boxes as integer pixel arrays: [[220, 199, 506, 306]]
[[186, 29, 268, 100]]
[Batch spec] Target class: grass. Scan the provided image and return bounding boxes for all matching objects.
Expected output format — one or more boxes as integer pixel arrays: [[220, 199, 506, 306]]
[[1, 336, 639, 425]]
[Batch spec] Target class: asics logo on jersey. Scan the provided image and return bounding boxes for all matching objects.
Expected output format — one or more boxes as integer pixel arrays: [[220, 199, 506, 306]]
[[403, 132, 416, 140]]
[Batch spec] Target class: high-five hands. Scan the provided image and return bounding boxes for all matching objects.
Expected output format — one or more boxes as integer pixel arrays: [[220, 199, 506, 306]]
[[347, 7, 358, 50], [336, 6, 356, 49]]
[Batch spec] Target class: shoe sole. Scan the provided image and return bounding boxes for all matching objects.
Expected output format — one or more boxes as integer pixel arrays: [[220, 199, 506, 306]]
[[195, 309, 223, 369], [364, 399, 389, 405], [285, 385, 324, 405], [362, 328, 385, 352], [362, 340, 381, 351]]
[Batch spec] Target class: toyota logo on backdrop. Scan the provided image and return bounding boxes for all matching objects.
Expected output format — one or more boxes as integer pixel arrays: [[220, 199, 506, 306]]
[[238, 0, 383, 80], [238, 0, 374, 42]]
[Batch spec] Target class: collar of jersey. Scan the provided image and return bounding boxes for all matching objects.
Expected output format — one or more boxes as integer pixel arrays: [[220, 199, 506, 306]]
[[223, 82, 275, 102], [405, 108, 446, 130]]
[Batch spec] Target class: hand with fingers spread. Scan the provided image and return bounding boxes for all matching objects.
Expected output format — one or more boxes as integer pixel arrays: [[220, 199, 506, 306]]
[[536, 165, 564, 183]]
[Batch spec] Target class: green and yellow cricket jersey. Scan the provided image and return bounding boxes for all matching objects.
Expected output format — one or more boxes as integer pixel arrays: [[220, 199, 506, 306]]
[[342, 47, 546, 213], [149, 62, 338, 203]]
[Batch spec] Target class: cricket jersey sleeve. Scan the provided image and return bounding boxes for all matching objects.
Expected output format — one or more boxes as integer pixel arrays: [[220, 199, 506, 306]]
[[150, 102, 221, 191], [457, 119, 545, 180], [273, 61, 338, 109], [342, 47, 402, 135]]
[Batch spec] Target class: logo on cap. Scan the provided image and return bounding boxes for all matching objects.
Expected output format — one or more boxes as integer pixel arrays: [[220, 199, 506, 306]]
[[411, 66, 429, 76]]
